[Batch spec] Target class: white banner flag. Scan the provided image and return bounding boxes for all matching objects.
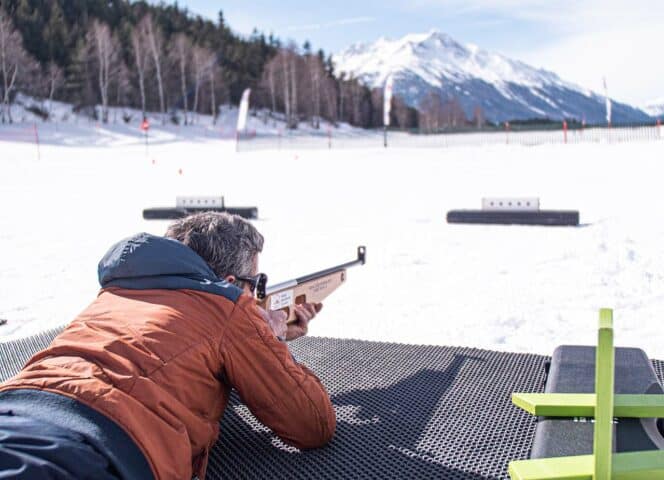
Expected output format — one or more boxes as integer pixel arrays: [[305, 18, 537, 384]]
[[603, 78, 612, 125], [237, 88, 251, 132], [383, 74, 394, 127]]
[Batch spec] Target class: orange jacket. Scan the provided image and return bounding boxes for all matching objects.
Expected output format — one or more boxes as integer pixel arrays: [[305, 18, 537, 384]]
[[0, 234, 336, 479]]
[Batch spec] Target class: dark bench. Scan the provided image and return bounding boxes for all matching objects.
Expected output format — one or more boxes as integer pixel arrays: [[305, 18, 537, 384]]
[[531, 345, 664, 460]]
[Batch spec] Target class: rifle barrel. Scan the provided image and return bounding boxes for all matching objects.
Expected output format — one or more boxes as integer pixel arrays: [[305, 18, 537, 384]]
[[265, 279, 297, 296], [264, 246, 366, 296]]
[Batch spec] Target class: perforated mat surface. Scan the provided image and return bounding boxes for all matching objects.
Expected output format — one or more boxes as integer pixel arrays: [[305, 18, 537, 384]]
[[2, 328, 663, 479]]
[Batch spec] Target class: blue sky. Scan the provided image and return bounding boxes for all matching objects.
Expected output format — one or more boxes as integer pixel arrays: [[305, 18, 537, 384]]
[[174, 0, 663, 106]]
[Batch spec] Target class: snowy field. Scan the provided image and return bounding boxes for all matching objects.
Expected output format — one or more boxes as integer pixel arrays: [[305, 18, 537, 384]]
[[1, 125, 664, 360]]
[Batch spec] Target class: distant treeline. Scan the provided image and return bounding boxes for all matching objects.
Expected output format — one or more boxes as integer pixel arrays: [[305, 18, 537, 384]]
[[0, 0, 430, 128]]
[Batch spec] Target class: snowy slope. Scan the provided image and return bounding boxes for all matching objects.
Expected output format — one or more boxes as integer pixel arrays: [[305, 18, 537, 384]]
[[643, 97, 664, 117], [8, 93, 354, 138], [1, 126, 664, 360], [333, 30, 652, 124]]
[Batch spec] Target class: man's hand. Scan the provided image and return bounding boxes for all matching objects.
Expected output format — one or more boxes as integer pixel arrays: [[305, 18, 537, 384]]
[[258, 307, 288, 340], [285, 302, 323, 341]]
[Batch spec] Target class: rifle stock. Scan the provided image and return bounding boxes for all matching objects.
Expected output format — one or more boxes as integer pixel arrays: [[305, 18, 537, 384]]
[[257, 246, 366, 323]]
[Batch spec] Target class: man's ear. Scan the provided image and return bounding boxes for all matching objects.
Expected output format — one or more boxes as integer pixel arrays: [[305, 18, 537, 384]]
[[225, 275, 236, 284]]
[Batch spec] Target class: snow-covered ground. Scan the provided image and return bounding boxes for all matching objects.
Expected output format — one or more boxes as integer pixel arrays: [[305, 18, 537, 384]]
[[1, 123, 664, 360]]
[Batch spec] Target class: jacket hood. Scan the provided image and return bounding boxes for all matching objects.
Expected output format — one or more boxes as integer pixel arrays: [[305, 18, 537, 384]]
[[98, 233, 242, 302]]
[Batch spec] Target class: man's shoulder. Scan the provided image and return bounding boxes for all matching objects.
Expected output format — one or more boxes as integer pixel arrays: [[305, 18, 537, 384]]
[[222, 294, 277, 342]]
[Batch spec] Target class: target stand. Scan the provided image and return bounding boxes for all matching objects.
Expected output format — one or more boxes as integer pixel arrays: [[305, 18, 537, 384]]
[[447, 197, 579, 226], [143, 196, 258, 220]]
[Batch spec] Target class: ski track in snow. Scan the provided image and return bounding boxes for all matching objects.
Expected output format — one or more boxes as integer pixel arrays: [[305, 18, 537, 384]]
[[1, 128, 664, 359]]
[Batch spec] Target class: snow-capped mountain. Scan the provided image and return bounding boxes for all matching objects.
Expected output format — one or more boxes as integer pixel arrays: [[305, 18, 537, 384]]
[[333, 30, 651, 124], [643, 98, 664, 118]]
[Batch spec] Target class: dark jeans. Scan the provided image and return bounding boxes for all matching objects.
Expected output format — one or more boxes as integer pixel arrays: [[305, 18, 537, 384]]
[[0, 409, 120, 479], [0, 390, 153, 480]]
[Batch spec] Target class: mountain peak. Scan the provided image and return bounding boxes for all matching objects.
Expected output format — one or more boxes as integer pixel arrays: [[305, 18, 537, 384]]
[[332, 31, 650, 123]]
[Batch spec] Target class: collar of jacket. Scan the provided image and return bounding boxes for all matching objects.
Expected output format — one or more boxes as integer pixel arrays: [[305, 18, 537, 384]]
[[97, 232, 242, 302]]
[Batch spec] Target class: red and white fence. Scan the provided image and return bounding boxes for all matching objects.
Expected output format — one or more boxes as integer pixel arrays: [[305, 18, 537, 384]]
[[1, 121, 661, 155], [236, 122, 664, 152]]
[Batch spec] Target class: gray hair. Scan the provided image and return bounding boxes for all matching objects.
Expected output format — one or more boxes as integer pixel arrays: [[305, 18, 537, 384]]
[[164, 212, 264, 279]]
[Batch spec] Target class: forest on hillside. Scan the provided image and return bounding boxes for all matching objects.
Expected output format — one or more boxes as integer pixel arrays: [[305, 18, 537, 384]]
[[0, 0, 432, 128]]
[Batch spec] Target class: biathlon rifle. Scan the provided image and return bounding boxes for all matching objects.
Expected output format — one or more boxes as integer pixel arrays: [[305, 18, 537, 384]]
[[255, 246, 366, 323]]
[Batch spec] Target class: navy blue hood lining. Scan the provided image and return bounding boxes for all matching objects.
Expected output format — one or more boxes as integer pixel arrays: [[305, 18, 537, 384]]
[[97, 233, 242, 303]]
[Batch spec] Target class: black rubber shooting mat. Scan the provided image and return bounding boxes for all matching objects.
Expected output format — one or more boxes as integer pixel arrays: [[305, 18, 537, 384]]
[[447, 210, 580, 226], [3, 329, 664, 479]]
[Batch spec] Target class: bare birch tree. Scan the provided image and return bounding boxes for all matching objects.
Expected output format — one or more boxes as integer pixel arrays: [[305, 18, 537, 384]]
[[338, 74, 347, 123], [261, 51, 287, 122], [191, 45, 212, 123], [322, 75, 337, 125], [44, 61, 64, 120], [0, 9, 33, 123], [418, 91, 442, 131], [207, 51, 219, 124], [172, 34, 191, 125], [306, 53, 323, 128], [131, 25, 149, 120], [441, 97, 467, 127], [260, 54, 277, 113], [473, 105, 485, 128], [141, 15, 166, 123], [393, 96, 415, 129], [113, 61, 130, 123], [259, 47, 340, 128], [348, 75, 361, 125], [418, 92, 467, 131], [288, 44, 299, 128], [279, 50, 291, 125], [87, 20, 118, 123]]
